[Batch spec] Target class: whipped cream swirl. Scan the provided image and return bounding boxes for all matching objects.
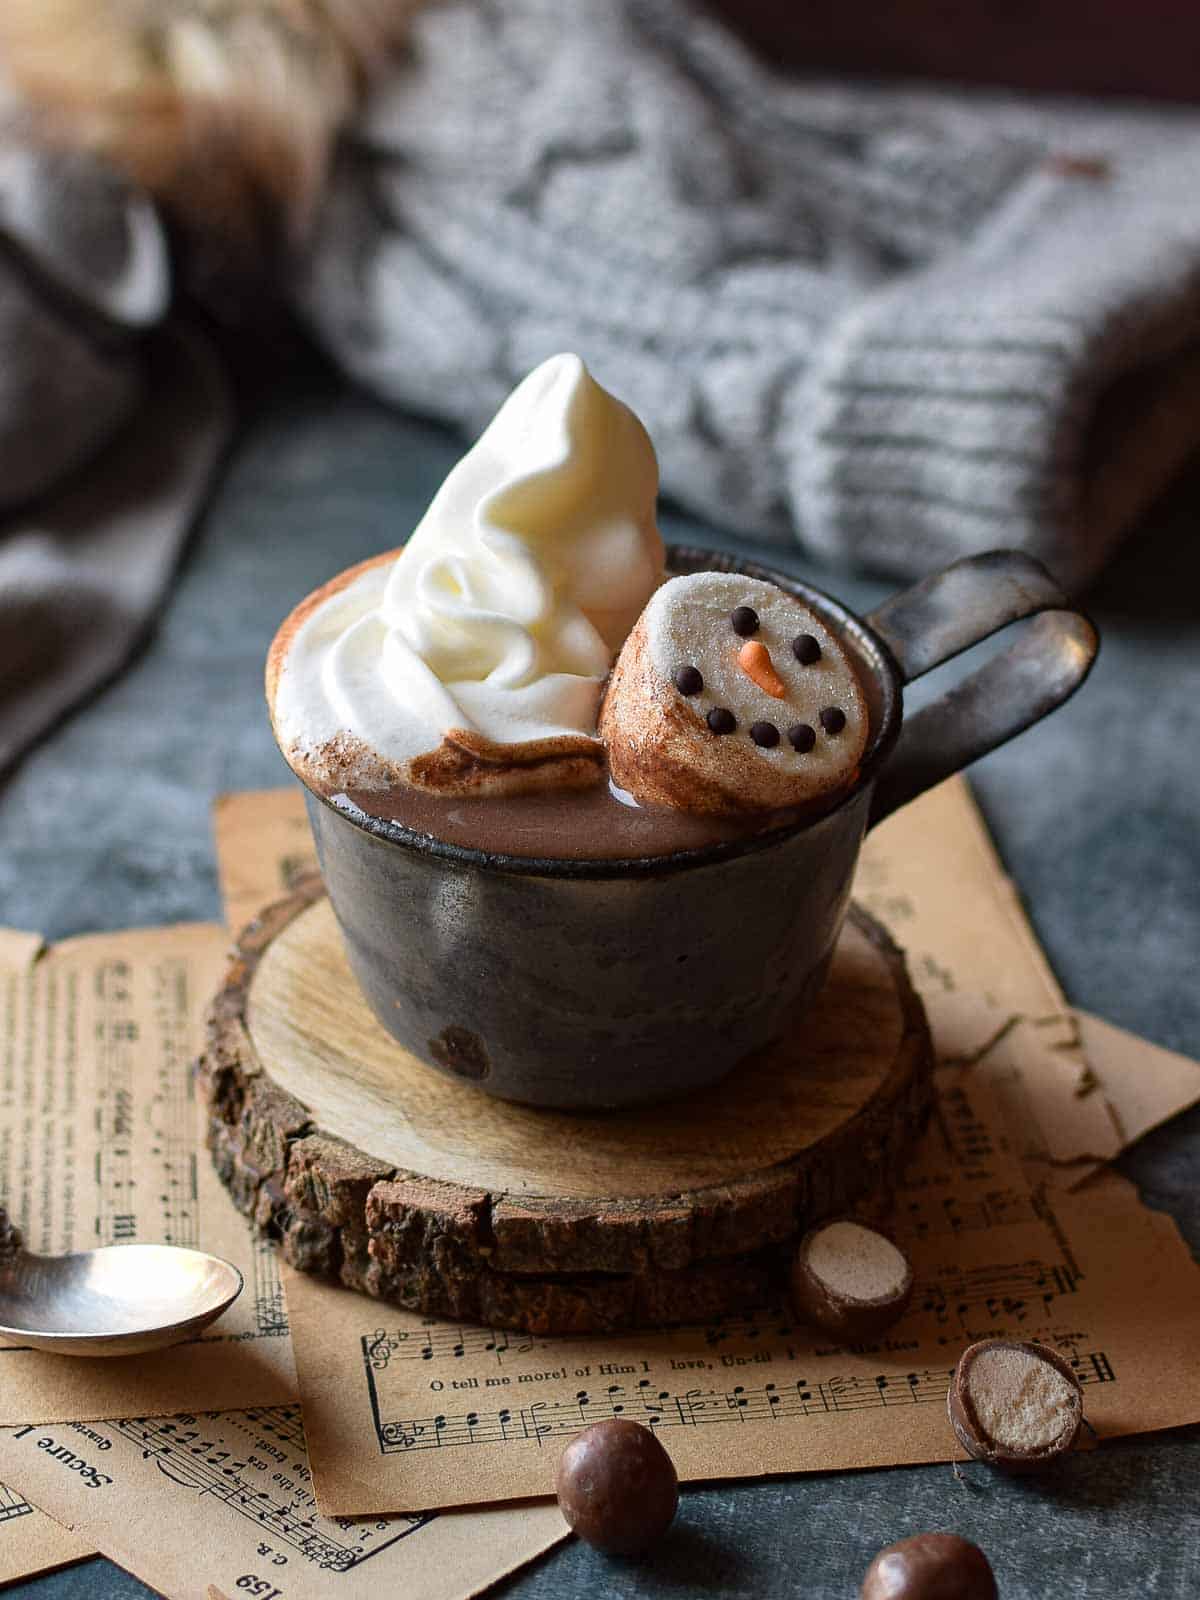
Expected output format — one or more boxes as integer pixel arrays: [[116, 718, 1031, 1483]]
[[270, 354, 663, 790]]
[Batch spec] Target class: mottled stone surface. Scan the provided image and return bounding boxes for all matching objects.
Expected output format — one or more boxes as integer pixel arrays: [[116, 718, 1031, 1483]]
[[2, 348, 1196, 1600]]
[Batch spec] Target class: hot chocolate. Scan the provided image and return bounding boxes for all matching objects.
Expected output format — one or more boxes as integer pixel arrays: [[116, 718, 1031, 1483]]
[[266, 368, 1097, 1108], [268, 354, 869, 862], [331, 776, 803, 860]]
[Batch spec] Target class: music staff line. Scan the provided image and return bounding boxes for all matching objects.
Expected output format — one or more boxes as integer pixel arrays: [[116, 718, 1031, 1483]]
[[895, 1187, 1039, 1238], [95, 956, 199, 1252], [251, 1235, 289, 1339], [364, 1258, 1080, 1371], [148, 956, 200, 1252], [95, 958, 137, 1248], [370, 1351, 1114, 1455], [113, 1407, 430, 1572]]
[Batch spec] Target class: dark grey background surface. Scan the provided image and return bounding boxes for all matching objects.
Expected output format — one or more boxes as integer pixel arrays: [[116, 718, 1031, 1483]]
[[2, 346, 1197, 1598]]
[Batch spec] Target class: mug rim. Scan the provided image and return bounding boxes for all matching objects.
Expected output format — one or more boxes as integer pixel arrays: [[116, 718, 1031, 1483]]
[[288, 545, 905, 880]]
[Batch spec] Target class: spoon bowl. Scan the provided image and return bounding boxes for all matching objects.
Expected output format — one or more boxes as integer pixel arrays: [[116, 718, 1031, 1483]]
[[0, 1238, 243, 1358]]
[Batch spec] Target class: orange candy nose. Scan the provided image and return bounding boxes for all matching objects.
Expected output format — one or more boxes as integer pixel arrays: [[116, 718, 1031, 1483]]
[[738, 639, 787, 698]]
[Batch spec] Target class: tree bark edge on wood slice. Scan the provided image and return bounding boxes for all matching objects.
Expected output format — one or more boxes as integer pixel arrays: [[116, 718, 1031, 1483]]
[[197, 874, 933, 1334]]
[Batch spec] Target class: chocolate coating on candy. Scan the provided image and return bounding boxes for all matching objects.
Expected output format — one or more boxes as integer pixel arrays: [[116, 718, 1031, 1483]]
[[788, 723, 816, 753], [860, 1533, 997, 1600], [948, 1338, 1082, 1471], [791, 1217, 914, 1341], [792, 633, 822, 665], [820, 706, 847, 735], [674, 664, 703, 696], [750, 721, 779, 748], [706, 707, 736, 735], [730, 605, 759, 637], [555, 1419, 678, 1555]]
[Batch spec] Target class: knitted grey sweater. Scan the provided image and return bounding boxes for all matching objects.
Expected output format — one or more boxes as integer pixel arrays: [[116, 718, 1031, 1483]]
[[299, 0, 1200, 586], [4, 0, 1200, 772]]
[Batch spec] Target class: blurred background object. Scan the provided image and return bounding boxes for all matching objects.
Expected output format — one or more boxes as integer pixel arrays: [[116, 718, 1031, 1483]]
[[3, 0, 1200, 771], [291, 0, 1200, 587], [0, 0, 420, 248], [708, 0, 1200, 101]]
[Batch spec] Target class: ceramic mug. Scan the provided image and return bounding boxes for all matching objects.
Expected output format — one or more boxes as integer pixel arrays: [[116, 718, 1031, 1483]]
[[296, 548, 1097, 1110]]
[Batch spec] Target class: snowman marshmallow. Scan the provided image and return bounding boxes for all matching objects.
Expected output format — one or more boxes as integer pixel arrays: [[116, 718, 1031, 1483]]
[[599, 572, 869, 815]]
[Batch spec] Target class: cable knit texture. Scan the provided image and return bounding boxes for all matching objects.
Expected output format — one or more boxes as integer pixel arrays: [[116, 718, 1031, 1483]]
[[297, 0, 1200, 585], [7, 0, 1200, 774]]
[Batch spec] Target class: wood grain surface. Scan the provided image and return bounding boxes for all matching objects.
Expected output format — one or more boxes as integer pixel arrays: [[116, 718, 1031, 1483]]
[[199, 876, 933, 1333]]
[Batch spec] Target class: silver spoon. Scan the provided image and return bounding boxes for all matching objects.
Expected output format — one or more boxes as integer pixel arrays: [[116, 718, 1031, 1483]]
[[0, 1207, 243, 1358]]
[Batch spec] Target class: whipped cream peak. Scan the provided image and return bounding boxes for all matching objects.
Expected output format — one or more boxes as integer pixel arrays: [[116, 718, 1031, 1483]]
[[269, 354, 664, 796]]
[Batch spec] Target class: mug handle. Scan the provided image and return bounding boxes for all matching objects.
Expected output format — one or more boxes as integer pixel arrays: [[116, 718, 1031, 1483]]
[[865, 550, 1098, 828]]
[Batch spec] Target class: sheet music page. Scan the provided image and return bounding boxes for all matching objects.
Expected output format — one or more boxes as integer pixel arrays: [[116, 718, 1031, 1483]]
[[216, 790, 317, 938], [281, 1044, 1200, 1512], [0, 914, 568, 1598], [1074, 1010, 1200, 1150], [213, 783, 1200, 1515], [0, 922, 297, 1423], [0, 1480, 92, 1584], [860, 780, 1074, 1026], [0, 1408, 564, 1600]]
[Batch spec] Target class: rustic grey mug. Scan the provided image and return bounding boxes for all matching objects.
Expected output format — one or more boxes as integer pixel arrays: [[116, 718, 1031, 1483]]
[[295, 548, 1097, 1111]]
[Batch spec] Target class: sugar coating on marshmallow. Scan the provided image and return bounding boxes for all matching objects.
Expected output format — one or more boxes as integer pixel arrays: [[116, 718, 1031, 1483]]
[[644, 572, 868, 785], [966, 1346, 1079, 1453], [806, 1221, 910, 1303]]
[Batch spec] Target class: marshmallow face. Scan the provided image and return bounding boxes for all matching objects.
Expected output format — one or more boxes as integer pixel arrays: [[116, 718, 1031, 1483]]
[[601, 572, 870, 815]]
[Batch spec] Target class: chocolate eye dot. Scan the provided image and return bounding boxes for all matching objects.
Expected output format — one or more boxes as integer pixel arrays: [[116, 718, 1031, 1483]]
[[792, 634, 821, 665], [674, 664, 703, 696], [706, 707, 736, 735], [819, 706, 847, 735], [750, 721, 779, 748], [730, 606, 759, 638], [788, 723, 816, 753]]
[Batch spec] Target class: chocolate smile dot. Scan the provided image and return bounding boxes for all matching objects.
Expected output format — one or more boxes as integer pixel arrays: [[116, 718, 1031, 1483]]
[[750, 721, 780, 748], [674, 664, 703, 696], [706, 707, 737, 735], [787, 723, 816, 753], [730, 606, 760, 638], [819, 706, 847, 735], [792, 633, 822, 665]]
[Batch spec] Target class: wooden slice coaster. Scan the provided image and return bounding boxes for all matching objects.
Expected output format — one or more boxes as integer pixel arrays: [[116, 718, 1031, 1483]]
[[199, 875, 932, 1334]]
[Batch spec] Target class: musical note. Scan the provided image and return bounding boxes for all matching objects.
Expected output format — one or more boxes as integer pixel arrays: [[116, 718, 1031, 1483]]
[[366, 1353, 1115, 1454], [353, 1253, 1078, 1401], [111, 1407, 431, 1571]]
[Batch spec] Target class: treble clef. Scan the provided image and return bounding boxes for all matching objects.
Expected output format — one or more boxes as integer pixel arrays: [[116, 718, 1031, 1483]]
[[365, 1328, 393, 1369]]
